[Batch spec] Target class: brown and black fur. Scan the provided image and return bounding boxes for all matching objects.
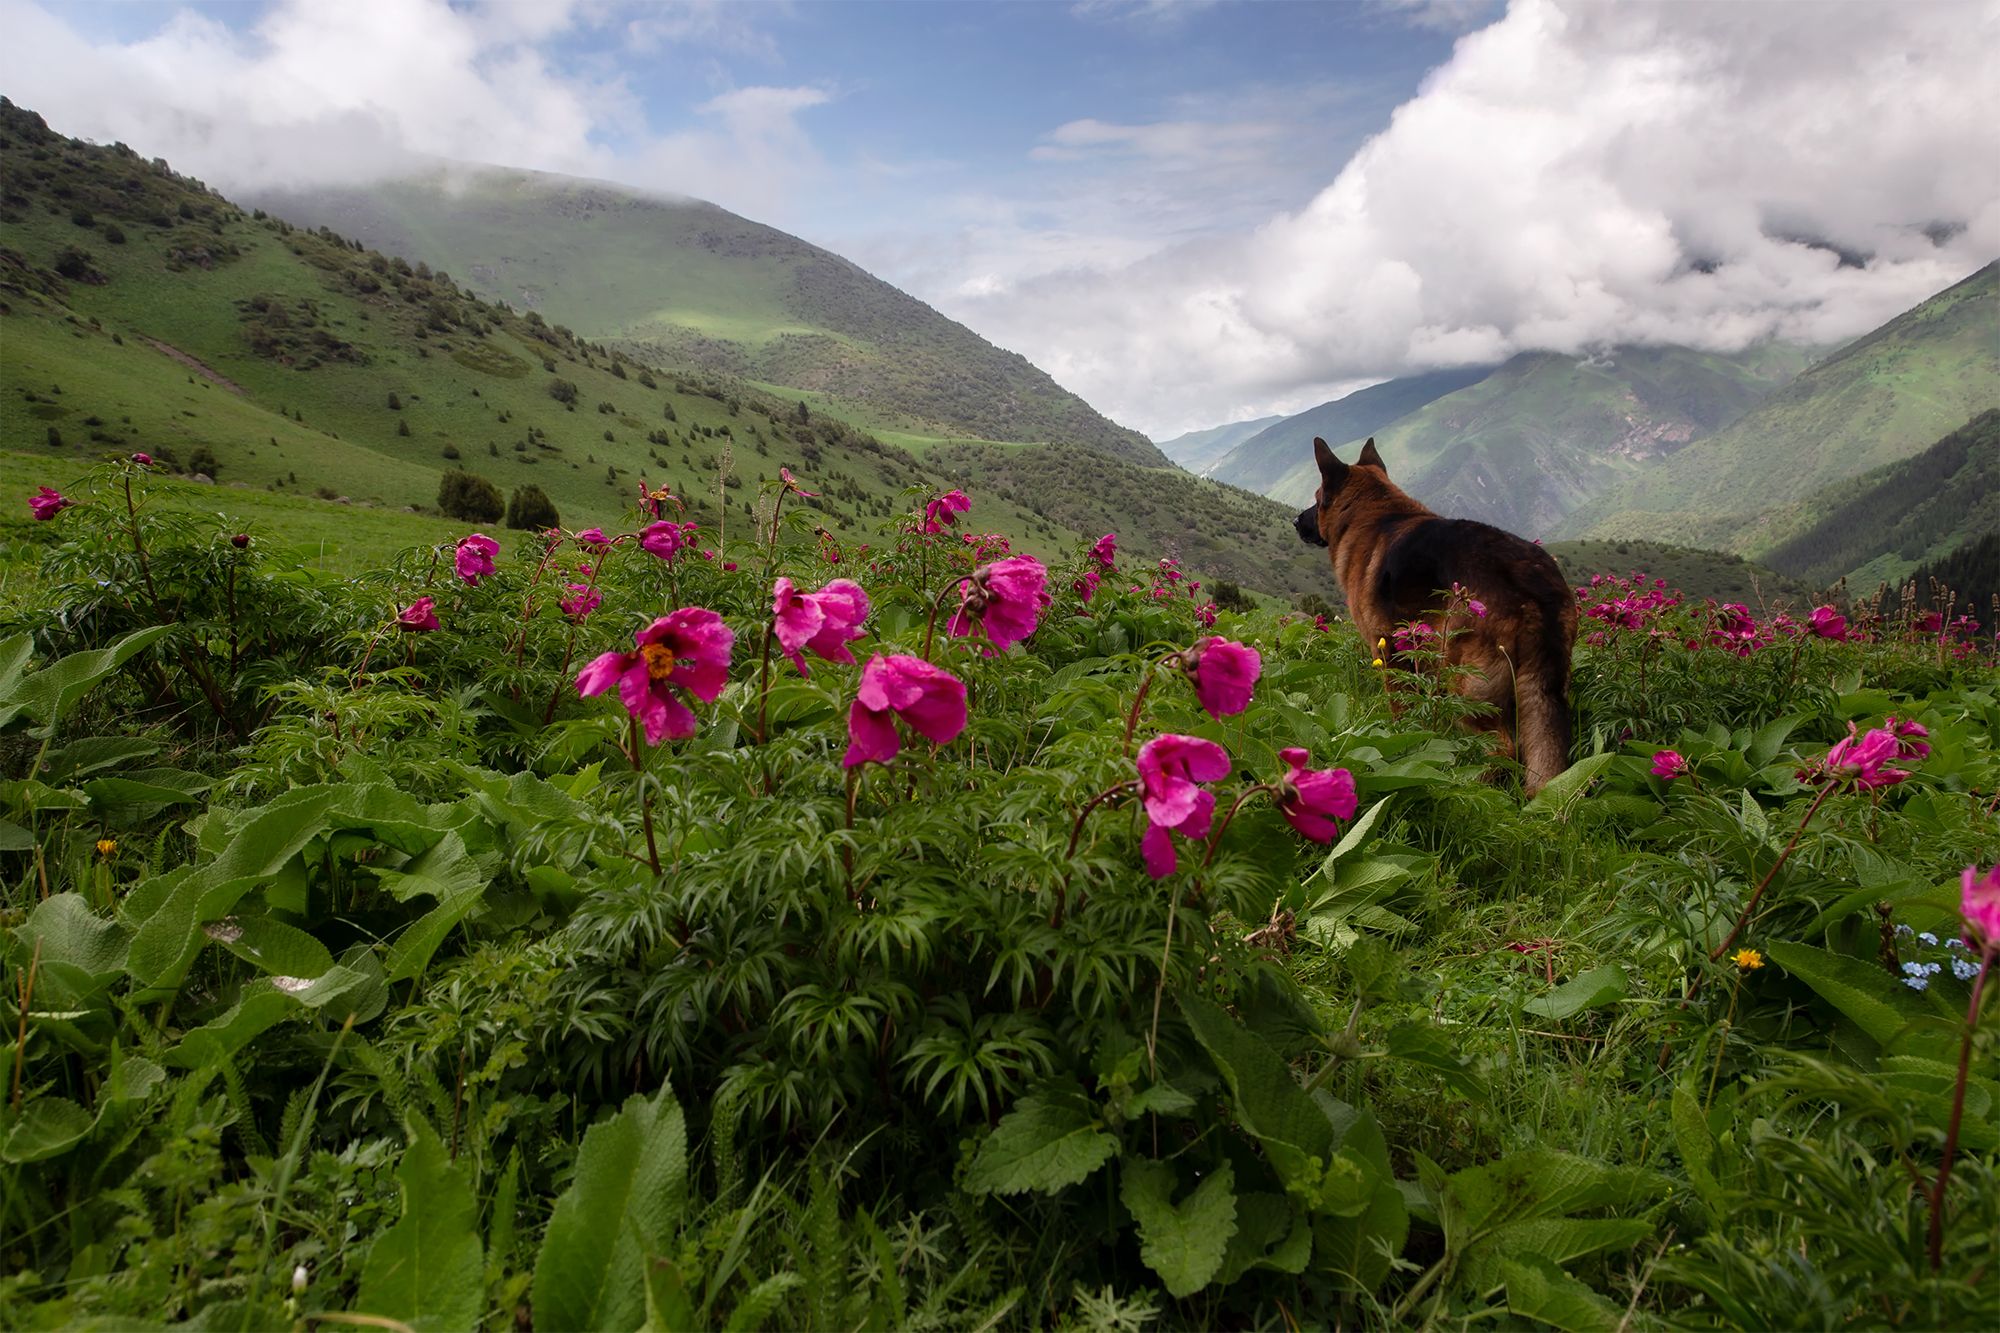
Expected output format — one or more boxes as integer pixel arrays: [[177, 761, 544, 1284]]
[[1295, 437, 1578, 794]]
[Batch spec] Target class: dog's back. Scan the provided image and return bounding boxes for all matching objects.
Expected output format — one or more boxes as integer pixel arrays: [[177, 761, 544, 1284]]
[[1296, 438, 1579, 793]]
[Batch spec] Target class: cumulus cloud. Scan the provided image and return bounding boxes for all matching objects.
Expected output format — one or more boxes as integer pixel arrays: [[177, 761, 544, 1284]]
[[948, 0, 2000, 438], [0, 0, 829, 218]]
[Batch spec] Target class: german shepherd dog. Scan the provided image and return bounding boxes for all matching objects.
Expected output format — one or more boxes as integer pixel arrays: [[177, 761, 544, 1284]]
[[1295, 437, 1578, 794]]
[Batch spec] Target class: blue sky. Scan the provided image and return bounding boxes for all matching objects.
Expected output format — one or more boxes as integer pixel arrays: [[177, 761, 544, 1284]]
[[5, 0, 1994, 437]]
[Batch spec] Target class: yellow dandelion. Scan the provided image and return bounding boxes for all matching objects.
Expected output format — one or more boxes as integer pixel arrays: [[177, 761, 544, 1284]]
[[1732, 948, 1764, 971], [1376, 636, 1387, 649], [1372, 658, 1385, 667], [95, 838, 116, 857]]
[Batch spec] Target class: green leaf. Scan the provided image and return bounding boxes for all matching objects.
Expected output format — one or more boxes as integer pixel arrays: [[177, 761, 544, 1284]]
[[379, 833, 491, 983], [1441, 1149, 1666, 1295], [1745, 714, 1804, 770], [357, 1121, 485, 1332], [166, 967, 372, 1070], [1120, 1159, 1238, 1298], [1215, 1192, 1311, 1285], [3, 625, 172, 729], [1308, 1103, 1408, 1295], [1385, 1022, 1488, 1100], [1521, 964, 1627, 1022], [204, 913, 335, 980], [0, 1097, 96, 1163], [1524, 753, 1617, 818], [83, 767, 213, 810], [1670, 1085, 1725, 1220], [1318, 796, 1393, 872], [13, 893, 129, 981], [1499, 1253, 1629, 1332], [532, 1085, 689, 1333], [1764, 940, 1947, 1057], [1182, 995, 1333, 1187], [964, 1079, 1118, 1195], [40, 736, 162, 782]]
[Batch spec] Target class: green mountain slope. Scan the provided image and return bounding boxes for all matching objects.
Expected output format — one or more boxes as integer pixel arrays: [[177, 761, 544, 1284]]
[[248, 169, 1168, 467], [1749, 409, 2000, 591], [1154, 415, 1282, 475], [1209, 365, 1496, 495], [1259, 344, 1816, 536], [0, 100, 1073, 560], [1564, 261, 2000, 549]]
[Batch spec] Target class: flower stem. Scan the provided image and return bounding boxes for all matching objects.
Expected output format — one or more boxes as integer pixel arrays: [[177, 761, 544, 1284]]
[[1928, 949, 1991, 1270], [630, 717, 660, 875], [1121, 668, 1158, 756], [1709, 782, 1833, 962], [1199, 784, 1277, 871]]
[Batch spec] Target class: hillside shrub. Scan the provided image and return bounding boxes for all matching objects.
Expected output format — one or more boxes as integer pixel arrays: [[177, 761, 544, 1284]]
[[546, 376, 578, 406], [505, 482, 560, 530], [437, 468, 503, 522]]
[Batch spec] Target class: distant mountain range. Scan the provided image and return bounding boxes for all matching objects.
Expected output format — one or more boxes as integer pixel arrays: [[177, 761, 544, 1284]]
[[1153, 416, 1282, 475], [248, 169, 1168, 468]]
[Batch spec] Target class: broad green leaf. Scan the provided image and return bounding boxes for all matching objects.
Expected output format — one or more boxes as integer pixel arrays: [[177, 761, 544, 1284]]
[[964, 1079, 1118, 1195], [166, 967, 372, 1070], [1524, 753, 1617, 818], [0, 819, 30, 850], [4, 625, 173, 728], [1318, 797, 1393, 872], [1214, 1192, 1311, 1285], [1765, 940, 1947, 1057], [1522, 964, 1627, 1022], [1308, 1102, 1408, 1294], [1499, 1253, 1629, 1332], [356, 1121, 485, 1332], [1671, 1085, 1726, 1220], [1462, 1217, 1655, 1293], [1182, 995, 1333, 1186], [1385, 1022, 1488, 1100], [205, 913, 334, 980], [0, 1096, 95, 1163], [1745, 714, 1804, 770], [1445, 1149, 1663, 1239], [1120, 1159, 1238, 1298], [1126, 1082, 1197, 1117], [374, 831, 484, 904], [532, 1085, 689, 1333], [40, 736, 162, 782], [83, 767, 213, 810], [13, 893, 129, 981]]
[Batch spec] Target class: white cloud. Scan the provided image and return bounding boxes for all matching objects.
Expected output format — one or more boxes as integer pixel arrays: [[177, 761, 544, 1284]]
[[946, 0, 2000, 438]]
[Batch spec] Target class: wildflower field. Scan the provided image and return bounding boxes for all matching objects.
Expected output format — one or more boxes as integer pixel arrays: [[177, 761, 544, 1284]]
[[2, 456, 1996, 1331]]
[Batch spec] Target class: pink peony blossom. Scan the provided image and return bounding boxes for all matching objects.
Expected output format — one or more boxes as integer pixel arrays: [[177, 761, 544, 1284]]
[[779, 467, 818, 497], [1962, 864, 2000, 954], [1136, 734, 1232, 878], [723, 561, 738, 572], [1809, 605, 1849, 640], [454, 533, 498, 584], [843, 654, 967, 767], [1468, 599, 1488, 618], [1886, 715, 1931, 760], [397, 597, 438, 632], [639, 520, 685, 562], [28, 486, 71, 521], [230, 533, 250, 549], [576, 608, 734, 744], [1074, 567, 1102, 603], [575, 528, 611, 553], [1194, 602, 1218, 628], [1821, 725, 1909, 790], [923, 489, 970, 533], [1276, 748, 1358, 842], [772, 576, 870, 675], [948, 556, 1049, 650], [1090, 533, 1117, 568], [131, 453, 153, 466], [559, 584, 602, 623], [1181, 636, 1261, 717], [1651, 750, 1689, 780]]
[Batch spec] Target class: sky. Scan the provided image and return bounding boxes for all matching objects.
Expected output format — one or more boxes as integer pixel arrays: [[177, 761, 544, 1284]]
[[3, 0, 1997, 440]]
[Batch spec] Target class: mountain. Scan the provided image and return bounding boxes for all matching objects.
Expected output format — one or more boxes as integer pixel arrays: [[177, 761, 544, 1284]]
[[0, 101, 1323, 598], [1207, 366, 1497, 495], [1749, 409, 2000, 592], [1154, 416, 1282, 475], [1252, 344, 1816, 534], [247, 169, 1169, 467], [1562, 261, 2000, 549]]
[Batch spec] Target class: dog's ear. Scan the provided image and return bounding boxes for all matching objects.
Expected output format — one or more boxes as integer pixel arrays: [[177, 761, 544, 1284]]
[[1313, 436, 1348, 486], [1357, 438, 1385, 470]]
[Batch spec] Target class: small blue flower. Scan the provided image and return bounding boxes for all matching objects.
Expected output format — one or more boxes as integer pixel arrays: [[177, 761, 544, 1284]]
[[1904, 975, 1930, 991], [1952, 957, 1980, 982], [1946, 938, 1968, 951], [1895, 924, 1914, 937], [1902, 961, 1926, 976], [1919, 932, 1939, 946]]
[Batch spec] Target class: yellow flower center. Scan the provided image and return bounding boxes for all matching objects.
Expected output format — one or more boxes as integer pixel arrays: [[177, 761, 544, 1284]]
[[640, 641, 677, 682], [96, 839, 117, 857], [1732, 948, 1764, 971]]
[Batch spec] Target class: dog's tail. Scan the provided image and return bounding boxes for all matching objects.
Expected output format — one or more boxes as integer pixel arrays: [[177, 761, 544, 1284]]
[[1514, 601, 1577, 796]]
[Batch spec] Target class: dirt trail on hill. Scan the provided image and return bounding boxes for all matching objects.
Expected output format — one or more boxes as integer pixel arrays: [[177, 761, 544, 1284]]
[[141, 336, 245, 395]]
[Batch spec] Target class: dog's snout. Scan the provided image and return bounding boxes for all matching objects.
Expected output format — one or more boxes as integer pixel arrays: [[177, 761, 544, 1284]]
[[1295, 506, 1327, 547]]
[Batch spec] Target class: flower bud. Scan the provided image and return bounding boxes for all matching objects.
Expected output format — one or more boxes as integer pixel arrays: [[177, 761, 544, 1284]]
[[231, 533, 250, 549], [292, 1264, 308, 1296]]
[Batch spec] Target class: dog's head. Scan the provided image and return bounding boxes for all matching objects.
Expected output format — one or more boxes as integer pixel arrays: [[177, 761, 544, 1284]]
[[1294, 437, 1386, 548]]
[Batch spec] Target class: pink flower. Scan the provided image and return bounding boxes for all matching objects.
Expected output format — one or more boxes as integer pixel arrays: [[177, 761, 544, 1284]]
[[948, 556, 1049, 651], [779, 467, 819, 497], [560, 584, 602, 623], [1962, 864, 2000, 954], [773, 576, 870, 675], [230, 533, 250, 549], [1651, 750, 1689, 780], [1194, 602, 1218, 628], [1886, 715, 1931, 760], [1914, 611, 1943, 634], [1074, 567, 1102, 603], [397, 597, 438, 632], [923, 489, 970, 533], [1808, 605, 1848, 640], [1276, 748, 1358, 842], [723, 561, 738, 572], [639, 520, 685, 562], [454, 533, 498, 584], [28, 486, 71, 521], [1090, 533, 1117, 568], [1181, 636, 1260, 717], [1821, 725, 1908, 790], [575, 527, 610, 553], [1136, 734, 1231, 878], [1468, 599, 1488, 619], [576, 609, 733, 744], [699, 549, 715, 561], [843, 654, 967, 767], [131, 453, 153, 466]]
